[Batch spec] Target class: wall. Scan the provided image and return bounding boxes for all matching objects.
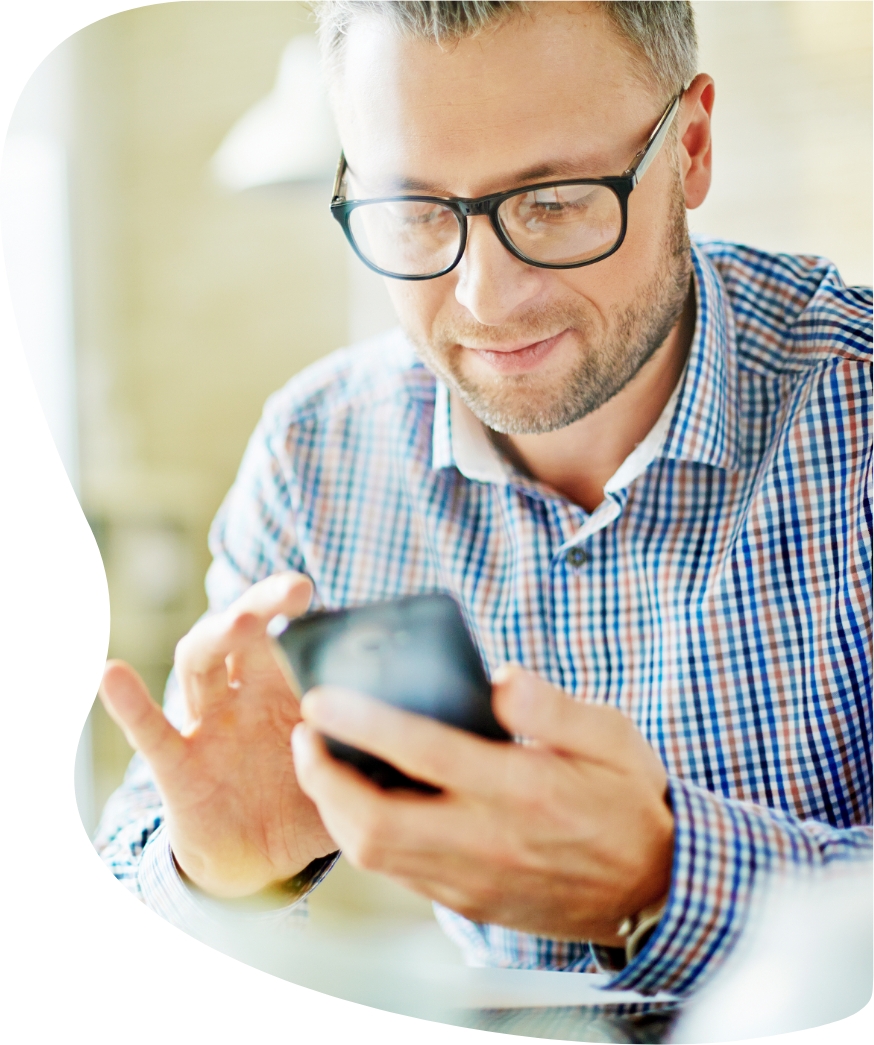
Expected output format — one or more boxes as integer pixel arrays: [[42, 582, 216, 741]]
[[68, 2, 353, 815], [690, 0, 871, 285]]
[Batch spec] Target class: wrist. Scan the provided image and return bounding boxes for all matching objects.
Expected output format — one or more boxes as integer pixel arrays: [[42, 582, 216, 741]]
[[615, 790, 674, 960], [172, 849, 340, 909]]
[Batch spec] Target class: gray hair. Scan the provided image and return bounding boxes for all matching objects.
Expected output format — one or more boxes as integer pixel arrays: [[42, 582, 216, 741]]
[[311, 1, 697, 99]]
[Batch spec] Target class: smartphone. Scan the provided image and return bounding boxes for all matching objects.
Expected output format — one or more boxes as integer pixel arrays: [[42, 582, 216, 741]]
[[272, 591, 510, 792]]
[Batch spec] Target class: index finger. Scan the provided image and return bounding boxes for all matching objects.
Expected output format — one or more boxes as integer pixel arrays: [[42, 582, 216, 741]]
[[300, 685, 516, 799], [175, 571, 313, 706], [99, 660, 186, 780]]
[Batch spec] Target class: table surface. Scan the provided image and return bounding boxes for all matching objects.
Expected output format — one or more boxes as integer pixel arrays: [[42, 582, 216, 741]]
[[207, 917, 683, 1043]]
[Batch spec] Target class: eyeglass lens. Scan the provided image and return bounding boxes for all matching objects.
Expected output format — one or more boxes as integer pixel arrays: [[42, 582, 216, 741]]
[[348, 200, 463, 277], [498, 184, 622, 265], [345, 183, 623, 277]]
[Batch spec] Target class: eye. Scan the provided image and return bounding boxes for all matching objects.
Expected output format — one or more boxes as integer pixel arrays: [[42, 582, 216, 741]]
[[531, 189, 566, 211], [409, 208, 450, 226], [382, 201, 453, 227], [503, 184, 602, 231], [529, 187, 595, 213]]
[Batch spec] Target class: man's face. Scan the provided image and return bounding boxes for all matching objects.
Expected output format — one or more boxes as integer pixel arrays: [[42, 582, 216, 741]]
[[334, 4, 693, 435]]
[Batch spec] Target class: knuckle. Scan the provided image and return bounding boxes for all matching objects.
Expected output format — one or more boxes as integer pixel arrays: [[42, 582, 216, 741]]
[[504, 751, 545, 803], [511, 768, 570, 828], [174, 632, 193, 666], [352, 839, 381, 871], [345, 809, 389, 870], [228, 609, 259, 637], [452, 899, 481, 921], [453, 883, 499, 923], [422, 743, 453, 782], [345, 833, 379, 871]]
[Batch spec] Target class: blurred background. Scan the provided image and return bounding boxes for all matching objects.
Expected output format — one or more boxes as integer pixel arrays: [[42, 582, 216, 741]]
[[1, 1, 871, 938]]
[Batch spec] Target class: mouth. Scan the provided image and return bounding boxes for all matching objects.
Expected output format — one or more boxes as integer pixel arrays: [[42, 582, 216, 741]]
[[464, 330, 569, 375]]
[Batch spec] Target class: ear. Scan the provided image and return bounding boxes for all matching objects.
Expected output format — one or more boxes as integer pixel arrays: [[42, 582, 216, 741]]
[[677, 73, 715, 210]]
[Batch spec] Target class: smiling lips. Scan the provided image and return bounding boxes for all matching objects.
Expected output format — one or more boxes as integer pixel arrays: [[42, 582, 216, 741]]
[[465, 330, 568, 374]]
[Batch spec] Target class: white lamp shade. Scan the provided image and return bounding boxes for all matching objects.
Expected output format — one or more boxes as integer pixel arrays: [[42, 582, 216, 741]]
[[211, 34, 340, 190]]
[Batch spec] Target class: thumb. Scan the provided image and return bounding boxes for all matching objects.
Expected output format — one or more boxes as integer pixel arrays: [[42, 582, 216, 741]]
[[99, 660, 186, 772], [492, 663, 628, 762]]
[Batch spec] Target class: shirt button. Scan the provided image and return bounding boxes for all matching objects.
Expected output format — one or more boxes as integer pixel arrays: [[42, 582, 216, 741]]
[[565, 546, 590, 567]]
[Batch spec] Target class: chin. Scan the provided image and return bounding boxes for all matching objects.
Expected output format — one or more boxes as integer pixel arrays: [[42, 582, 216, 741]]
[[455, 383, 582, 436]]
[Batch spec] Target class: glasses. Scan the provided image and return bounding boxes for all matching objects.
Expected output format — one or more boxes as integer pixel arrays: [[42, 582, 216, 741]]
[[330, 93, 682, 281]]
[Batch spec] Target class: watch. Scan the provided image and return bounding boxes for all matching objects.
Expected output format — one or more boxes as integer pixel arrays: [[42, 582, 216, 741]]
[[617, 896, 668, 963]]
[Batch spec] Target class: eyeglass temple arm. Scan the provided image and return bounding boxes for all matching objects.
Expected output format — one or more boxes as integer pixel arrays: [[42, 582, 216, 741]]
[[625, 93, 683, 187], [331, 153, 348, 203]]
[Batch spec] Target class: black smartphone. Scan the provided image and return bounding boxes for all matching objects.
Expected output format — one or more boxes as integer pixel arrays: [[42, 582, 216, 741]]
[[272, 591, 510, 792]]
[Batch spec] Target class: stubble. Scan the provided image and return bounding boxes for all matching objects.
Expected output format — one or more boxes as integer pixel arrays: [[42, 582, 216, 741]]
[[409, 182, 693, 436]]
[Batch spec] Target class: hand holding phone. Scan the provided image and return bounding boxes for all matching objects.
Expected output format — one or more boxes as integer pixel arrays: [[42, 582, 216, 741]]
[[273, 592, 510, 791]]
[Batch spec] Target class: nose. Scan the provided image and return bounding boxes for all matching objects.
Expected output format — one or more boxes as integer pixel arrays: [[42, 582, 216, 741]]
[[453, 215, 545, 325]]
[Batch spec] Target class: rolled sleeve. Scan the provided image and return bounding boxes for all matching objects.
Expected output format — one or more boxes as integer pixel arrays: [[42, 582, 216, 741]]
[[592, 777, 873, 997]]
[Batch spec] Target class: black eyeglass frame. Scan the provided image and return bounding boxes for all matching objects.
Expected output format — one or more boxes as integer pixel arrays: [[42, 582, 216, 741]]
[[330, 92, 683, 281]]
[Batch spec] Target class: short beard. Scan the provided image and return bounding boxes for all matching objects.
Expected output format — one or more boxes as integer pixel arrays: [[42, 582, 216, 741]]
[[409, 181, 692, 436]]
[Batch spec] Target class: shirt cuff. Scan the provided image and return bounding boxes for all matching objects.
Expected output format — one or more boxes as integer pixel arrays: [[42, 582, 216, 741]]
[[589, 777, 819, 997], [138, 824, 339, 943]]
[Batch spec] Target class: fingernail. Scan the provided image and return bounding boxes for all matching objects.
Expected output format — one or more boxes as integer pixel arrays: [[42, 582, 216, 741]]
[[291, 721, 309, 757], [300, 686, 356, 728], [267, 614, 290, 637], [493, 662, 522, 685]]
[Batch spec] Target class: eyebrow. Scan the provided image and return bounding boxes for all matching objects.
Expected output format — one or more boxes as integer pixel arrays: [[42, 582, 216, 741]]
[[352, 155, 612, 198]]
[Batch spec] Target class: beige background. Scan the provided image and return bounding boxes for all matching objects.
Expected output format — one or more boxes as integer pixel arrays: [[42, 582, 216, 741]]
[[4, 1, 871, 928]]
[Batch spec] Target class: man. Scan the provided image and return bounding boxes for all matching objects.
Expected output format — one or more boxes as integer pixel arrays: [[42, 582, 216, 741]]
[[95, 1, 872, 998]]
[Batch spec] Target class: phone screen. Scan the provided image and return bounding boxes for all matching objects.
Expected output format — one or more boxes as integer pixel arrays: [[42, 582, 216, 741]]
[[274, 592, 509, 791]]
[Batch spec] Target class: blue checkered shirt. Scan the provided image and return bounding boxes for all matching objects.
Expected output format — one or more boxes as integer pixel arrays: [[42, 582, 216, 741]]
[[95, 239, 872, 997]]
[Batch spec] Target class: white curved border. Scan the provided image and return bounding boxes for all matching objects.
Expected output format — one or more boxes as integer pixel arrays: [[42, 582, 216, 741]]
[[0, 2, 869, 1043]]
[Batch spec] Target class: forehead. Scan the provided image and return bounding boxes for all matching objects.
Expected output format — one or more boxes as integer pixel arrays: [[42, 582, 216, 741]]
[[333, 4, 655, 196]]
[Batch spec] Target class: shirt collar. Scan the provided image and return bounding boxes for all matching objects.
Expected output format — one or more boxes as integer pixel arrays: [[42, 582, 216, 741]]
[[431, 240, 740, 484], [431, 376, 683, 493], [660, 241, 740, 471], [431, 379, 510, 483]]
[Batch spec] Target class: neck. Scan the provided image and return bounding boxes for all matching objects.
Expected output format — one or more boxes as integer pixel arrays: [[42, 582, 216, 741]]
[[495, 285, 696, 512]]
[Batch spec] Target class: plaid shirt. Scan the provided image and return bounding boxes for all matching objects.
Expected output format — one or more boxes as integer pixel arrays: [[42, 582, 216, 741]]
[[94, 239, 872, 997]]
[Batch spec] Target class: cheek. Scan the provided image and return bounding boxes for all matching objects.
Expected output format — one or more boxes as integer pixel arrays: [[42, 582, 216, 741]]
[[622, 165, 683, 265], [552, 266, 622, 330], [385, 277, 458, 339], [570, 186, 672, 310]]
